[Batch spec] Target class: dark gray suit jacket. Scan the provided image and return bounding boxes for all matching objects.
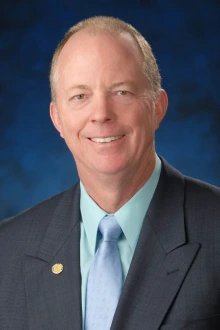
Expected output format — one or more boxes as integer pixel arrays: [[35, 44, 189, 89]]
[[0, 158, 220, 329]]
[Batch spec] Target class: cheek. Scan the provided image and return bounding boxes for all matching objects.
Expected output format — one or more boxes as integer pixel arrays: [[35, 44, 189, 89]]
[[129, 107, 153, 130], [59, 110, 84, 135], [133, 113, 155, 144], [58, 119, 77, 145]]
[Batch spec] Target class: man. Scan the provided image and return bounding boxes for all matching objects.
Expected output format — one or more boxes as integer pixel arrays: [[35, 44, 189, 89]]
[[0, 16, 220, 330]]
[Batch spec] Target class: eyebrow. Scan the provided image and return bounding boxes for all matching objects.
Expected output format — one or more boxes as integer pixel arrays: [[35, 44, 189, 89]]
[[68, 84, 90, 91], [109, 81, 137, 89], [67, 81, 137, 92]]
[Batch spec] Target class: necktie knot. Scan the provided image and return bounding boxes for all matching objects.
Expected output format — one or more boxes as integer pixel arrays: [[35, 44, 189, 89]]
[[99, 215, 122, 241]]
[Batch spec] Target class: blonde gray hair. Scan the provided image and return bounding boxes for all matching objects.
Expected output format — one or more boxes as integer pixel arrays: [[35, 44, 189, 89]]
[[50, 16, 161, 101]]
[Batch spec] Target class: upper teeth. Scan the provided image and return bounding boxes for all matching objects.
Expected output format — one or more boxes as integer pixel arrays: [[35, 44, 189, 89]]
[[91, 136, 123, 143]]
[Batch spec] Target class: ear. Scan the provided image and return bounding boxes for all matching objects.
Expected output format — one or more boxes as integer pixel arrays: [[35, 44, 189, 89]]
[[50, 102, 64, 138], [154, 89, 168, 130]]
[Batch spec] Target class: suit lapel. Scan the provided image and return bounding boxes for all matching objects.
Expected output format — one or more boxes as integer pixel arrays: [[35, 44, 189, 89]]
[[112, 158, 200, 330], [23, 183, 82, 330]]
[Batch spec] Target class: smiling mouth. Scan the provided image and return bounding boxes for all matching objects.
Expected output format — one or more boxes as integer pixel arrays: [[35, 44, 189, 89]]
[[89, 135, 124, 143]]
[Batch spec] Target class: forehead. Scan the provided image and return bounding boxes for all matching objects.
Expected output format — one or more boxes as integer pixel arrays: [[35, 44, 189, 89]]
[[56, 30, 142, 74]]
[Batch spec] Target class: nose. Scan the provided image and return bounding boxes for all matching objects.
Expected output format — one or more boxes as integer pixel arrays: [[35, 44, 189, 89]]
[[90, 93, 115, 123]]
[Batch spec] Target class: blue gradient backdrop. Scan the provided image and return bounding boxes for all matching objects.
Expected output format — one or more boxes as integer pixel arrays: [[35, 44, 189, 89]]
[[1, 0, 220, 220]]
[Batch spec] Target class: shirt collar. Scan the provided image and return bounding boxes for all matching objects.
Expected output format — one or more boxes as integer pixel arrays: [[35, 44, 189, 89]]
[[115, 155, 161, 251], [80, 154, 161, 255], [80, 182, 106, 255]]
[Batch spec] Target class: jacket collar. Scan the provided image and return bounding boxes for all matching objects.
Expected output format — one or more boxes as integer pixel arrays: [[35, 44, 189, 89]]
[[111, 157, 200, 330]]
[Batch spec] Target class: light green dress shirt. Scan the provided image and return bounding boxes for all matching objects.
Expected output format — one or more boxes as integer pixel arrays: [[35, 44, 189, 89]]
[[80, 154, 161, 324]]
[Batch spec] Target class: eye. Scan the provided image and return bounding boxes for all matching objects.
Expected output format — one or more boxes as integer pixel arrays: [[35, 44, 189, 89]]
[[73, 94, 85, 100], [117, 90, 129, 96]]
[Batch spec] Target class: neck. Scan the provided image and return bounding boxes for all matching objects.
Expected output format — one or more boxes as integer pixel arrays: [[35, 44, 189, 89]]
[[79, 152, 156, 214]]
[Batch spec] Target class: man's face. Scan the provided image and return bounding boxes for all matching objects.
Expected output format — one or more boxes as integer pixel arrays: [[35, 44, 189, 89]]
[[50, 31, 167, 181]]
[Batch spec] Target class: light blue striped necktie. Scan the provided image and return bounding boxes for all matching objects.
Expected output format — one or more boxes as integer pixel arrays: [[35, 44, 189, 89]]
[[85, 215, 122, 330]]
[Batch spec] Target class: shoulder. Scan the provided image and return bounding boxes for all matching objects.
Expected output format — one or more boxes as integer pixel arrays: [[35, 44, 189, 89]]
[[160, 157, 220, 253], [184, 175, 220, 207], [0, 182, 80, 245], [161, 156, 220, 201], [160, 156, 220, 218], [184, 176, 220, 206]]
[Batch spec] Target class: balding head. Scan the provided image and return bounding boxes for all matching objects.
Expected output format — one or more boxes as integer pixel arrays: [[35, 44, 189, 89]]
[[49, 16, 161, 101]]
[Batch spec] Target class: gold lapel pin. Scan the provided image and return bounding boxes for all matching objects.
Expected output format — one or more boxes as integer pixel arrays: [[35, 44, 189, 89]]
[[52, 263, 64, 275]]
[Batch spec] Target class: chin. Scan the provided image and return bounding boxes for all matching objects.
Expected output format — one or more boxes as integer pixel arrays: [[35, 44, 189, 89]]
[[93, 162, 129, 176], [77, 158, 130, 177]]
